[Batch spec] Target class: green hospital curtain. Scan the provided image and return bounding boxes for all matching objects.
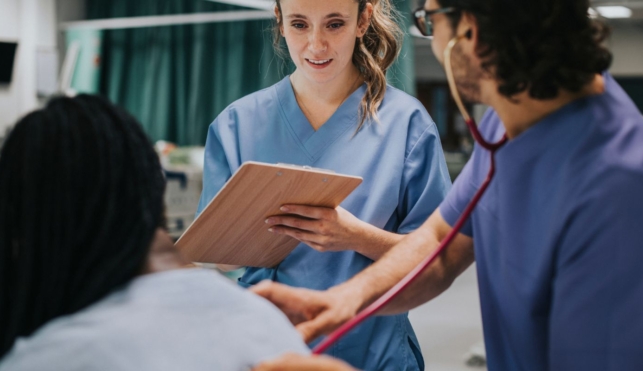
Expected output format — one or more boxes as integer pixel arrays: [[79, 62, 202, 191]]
[[66, 29, 103, 94], [87, 0, 415, 146], [388, 0, 416, 96]]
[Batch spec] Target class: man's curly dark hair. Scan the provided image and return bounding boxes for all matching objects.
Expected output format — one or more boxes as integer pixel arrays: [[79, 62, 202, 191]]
[[439, 0, 613, 99]]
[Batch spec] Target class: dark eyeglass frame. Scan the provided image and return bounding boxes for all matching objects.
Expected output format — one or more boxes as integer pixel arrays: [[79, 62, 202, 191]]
[[412, 7, 456, 37]]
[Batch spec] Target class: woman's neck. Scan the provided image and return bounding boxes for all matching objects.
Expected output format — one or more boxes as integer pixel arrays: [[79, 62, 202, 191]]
[[290, 65, 363, 130], [290, 65, 362, 106]]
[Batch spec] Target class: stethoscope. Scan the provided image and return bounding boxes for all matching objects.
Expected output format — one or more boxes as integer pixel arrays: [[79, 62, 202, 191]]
[[312, 35, 508, 355]]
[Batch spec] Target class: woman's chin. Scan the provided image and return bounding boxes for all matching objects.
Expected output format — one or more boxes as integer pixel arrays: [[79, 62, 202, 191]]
[[300, 70, 339, 85]]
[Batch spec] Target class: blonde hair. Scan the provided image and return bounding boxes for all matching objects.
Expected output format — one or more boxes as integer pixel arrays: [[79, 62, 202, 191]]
[[274, 0, 403, 131]]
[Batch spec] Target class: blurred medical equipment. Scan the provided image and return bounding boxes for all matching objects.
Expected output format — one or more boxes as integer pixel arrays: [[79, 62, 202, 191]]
[[157, 141, 205, 239]]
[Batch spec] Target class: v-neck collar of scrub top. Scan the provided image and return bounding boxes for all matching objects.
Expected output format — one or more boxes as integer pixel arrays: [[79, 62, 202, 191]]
[[275, 75, 366, 162]]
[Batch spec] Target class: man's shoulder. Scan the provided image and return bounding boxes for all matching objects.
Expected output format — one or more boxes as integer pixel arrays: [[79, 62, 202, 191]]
[[571, 96, 643, 189]]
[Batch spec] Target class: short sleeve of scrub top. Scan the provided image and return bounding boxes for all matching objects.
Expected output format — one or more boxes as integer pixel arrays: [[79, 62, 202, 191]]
[[439, 108, 504, 237], [396, 109, 453, 234], [438, 158, 475, 236]]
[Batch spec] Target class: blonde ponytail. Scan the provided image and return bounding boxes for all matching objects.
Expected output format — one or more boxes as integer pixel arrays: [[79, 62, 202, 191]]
[[353, 0, 403, 130]]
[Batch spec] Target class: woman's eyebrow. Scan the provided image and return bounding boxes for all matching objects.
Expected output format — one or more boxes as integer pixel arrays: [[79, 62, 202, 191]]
[[325, 13, 351, 19], [286, 13, 351, 19], [286, 13, 307, 19]]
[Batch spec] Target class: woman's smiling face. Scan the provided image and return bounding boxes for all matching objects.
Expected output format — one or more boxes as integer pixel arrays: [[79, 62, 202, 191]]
[[279, 0, 368, 84]]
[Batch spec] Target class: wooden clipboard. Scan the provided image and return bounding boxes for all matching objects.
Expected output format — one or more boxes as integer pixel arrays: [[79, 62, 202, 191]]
[[175, 162, 363, 268]]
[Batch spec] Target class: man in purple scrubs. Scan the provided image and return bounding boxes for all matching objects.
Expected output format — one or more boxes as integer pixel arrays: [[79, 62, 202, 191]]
[[252, 0, 643, 370]]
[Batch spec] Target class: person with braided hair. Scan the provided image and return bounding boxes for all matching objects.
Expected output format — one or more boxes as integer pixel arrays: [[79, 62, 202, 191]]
[[0, 95, 309, 370], [197, 0, 451, 369]]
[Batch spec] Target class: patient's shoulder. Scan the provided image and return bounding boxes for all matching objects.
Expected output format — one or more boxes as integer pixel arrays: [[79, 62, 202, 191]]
[[0, 269, 308, 371]]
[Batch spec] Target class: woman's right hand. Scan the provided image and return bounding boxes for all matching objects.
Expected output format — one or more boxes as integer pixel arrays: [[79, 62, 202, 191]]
[[250, 280, 361, 343]]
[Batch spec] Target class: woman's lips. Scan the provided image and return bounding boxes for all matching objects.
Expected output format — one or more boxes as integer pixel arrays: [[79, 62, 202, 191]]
[[306, 58, 333, 69]]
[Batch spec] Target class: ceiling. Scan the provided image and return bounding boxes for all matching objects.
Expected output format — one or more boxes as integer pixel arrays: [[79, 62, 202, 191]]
[[591, 0, 643, 20]]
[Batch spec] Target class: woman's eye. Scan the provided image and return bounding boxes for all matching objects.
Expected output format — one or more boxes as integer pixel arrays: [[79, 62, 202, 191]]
[[328, 23, 343, 29], [292, 23, 306, 29]]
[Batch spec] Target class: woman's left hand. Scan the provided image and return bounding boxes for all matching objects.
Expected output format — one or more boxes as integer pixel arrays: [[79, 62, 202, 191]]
[[265, 205, 365, 253], [265, 205, 404, 260]]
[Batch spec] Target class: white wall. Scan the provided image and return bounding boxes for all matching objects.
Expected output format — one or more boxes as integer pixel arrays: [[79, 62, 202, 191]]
[[0, 0, 58, 136], [56, 0, 85, 68], [608, 23, 643, 77], [414, 37, 446, 82]]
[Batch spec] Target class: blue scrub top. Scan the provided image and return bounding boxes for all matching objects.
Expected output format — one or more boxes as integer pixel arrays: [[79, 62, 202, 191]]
[[198, 76, 451, 370], [440, 73, 643, 371]]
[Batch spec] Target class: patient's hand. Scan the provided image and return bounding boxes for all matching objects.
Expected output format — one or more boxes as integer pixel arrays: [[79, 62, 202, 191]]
[[253, 354, 358, 371]]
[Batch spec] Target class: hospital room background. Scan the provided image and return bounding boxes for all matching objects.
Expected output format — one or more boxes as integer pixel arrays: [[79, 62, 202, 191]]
[[1, 0, 642, 369]]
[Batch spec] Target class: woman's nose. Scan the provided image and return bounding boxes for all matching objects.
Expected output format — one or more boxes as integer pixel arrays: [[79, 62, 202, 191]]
[[308, 29, 327, 54]]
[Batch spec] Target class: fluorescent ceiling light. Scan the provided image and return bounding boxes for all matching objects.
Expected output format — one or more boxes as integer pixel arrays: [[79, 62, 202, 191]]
[[596, 5, 632, 18], [206, 0, 275, 11]]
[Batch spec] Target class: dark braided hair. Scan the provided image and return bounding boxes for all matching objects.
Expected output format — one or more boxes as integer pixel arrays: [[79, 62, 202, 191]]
[[439, 0, 612, 99], [0, 95, 165, 358]]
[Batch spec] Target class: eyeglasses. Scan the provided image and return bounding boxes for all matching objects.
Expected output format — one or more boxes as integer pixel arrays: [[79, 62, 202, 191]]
[[412, 7, 456, 37]]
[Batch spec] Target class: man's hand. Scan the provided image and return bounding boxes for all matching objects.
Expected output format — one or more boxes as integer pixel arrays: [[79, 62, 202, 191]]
[[251, 281, 360, 343], [255, 209, 475, 344], [253, 354, 358, 371]]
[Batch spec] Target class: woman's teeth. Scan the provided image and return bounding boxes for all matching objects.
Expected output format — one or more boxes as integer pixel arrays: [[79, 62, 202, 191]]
[[308, 59, 330, 65]]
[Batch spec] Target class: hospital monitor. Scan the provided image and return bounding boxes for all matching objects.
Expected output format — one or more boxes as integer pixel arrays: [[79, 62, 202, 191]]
[[0, 42, 18, 84]]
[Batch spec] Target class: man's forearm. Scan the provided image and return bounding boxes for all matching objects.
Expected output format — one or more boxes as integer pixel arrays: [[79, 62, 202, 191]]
[[331, 211, 474, 315]]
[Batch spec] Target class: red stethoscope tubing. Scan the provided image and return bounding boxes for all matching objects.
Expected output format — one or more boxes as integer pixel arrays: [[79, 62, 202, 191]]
[[312, 118, 507, 355]]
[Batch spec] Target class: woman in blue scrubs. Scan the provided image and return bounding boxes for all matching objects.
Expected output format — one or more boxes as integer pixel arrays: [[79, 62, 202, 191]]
[[197, 0, 451, 369]]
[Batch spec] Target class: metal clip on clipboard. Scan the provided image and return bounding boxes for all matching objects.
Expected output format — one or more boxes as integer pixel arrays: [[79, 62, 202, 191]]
[[276, 163, 337, 174]]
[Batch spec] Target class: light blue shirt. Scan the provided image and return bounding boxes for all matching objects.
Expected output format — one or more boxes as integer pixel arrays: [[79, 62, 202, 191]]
[[440, 73, 643, 370], [198, 76, 451, 370], [0, 269, 309, 371]]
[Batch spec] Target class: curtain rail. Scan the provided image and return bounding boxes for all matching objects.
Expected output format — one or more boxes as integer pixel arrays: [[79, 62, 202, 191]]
[[205, 0, 275, 10], [60, 10, 274, 31]]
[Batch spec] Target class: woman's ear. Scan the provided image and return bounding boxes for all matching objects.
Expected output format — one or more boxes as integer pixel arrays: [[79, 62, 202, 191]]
[[275, 5, 284, 36], [357, 2, 374, 37]]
